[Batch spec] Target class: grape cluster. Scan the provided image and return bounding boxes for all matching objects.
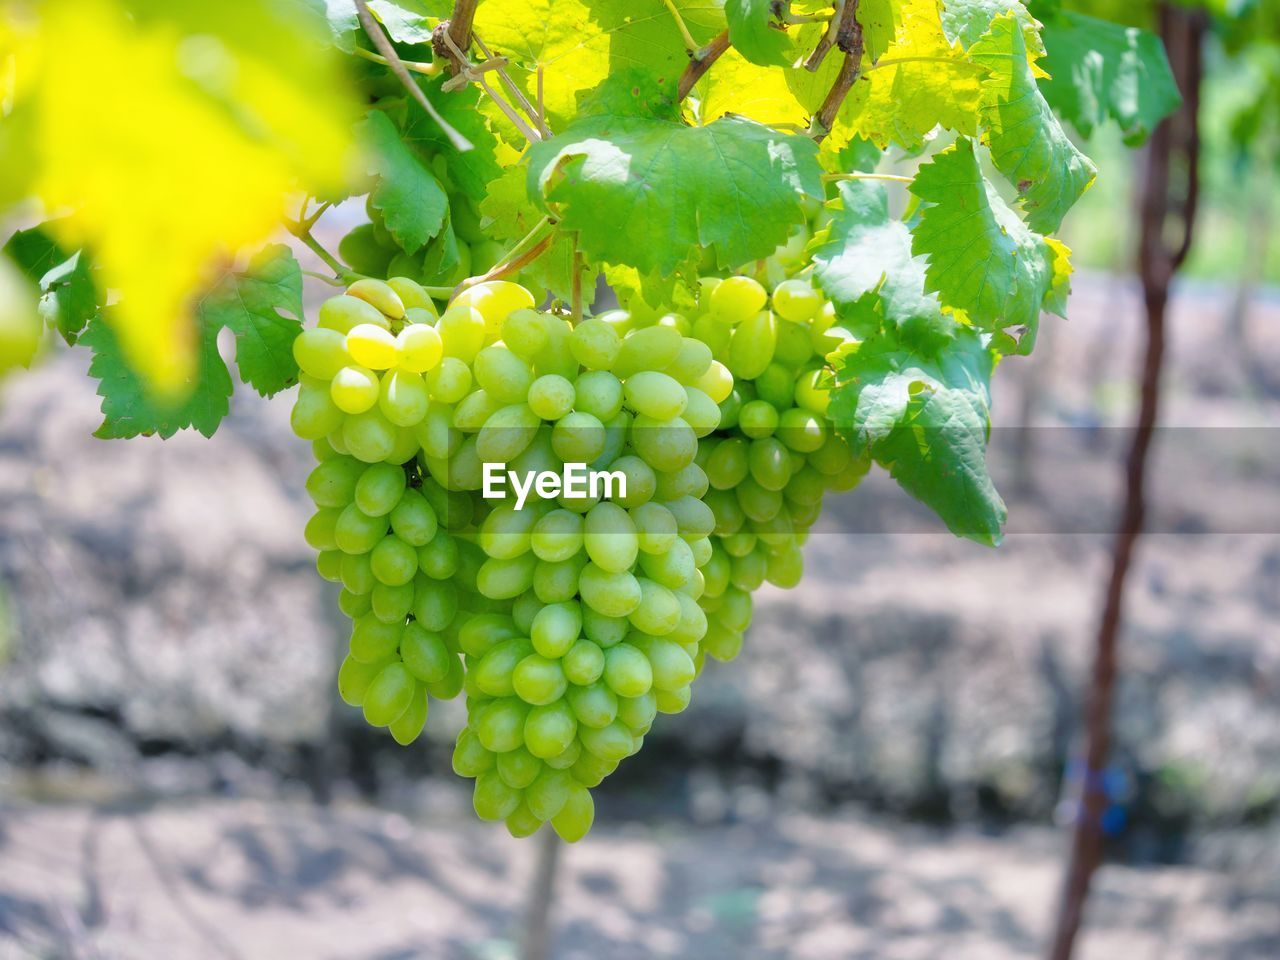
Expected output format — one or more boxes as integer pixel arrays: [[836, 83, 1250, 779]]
[[691, 274, 870, 662]]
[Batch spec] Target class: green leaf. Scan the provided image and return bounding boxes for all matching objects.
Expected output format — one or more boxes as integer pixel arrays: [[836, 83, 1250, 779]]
[[837, 0, 985, 150], [85, 245, 303, 439], [970, 14, 1097, 233], [403, 79, 504, 206], [3, 224, 99, 345], [368, 0, 443, 44], [939, 0, 1040, 50], [909, 138, 1065, 354], [725, 0, 793, 67], [829, 327, 1007, 545], [857, 0, 900, 62], [809, 180, 952, 354], [322, 0, 360, 51], [357, 109, 449, 256], [1038, 10, 1181, 145], [527, 111, 823, 274]]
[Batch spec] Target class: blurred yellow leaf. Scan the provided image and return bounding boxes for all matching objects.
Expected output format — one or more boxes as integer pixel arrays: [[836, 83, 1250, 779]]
[[7, 0, 357, 395]]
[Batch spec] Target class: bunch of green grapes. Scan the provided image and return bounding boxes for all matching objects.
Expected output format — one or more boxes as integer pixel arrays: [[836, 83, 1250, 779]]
[[688, 274, 870, 662], [427, 285, 734, 842], [292, 275, 472, 746]]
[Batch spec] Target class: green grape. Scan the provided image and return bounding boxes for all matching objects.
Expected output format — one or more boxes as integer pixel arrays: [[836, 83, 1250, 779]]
[[306, 457, 363, 508], [338, 224, 394, 278], [343, 408, 398, 463], [476, 552, 538, 599], [774, 321, 814, 369], [654, 685, 692, 715], [503, 308, 550, 359], [304, 508, 340, 551], [512, 654, 568, 705], [668, 337, 714, 384], [319, 295, 388, 334], [453, 389, 502, 433], [425, 356, 473, 403], [727, 311, 778, 381], [771, 278, 823, 322], [453, 729, 496, 777], [530, 510, 585, 563], [566, 681, 616, 730], [578, 563, 642, 618], [692, 360, 734, 405], [643, 637, 696, 691], [355, 462, 406, 517], [754, 364, 796, 409], [638, 538, 695, 591], [458, 613, 521, 658], [602, 643, 652, 697], [562, 640, 605, 686], [371, 580, 414, 622], [453, 281, 535, 335], [615, 690, 657, 731], [629, 415, 697, 472], [425, 654, 465, 699], [574, 370, 624, 422], [398, 622, 451, 683], [418, 528, 461, 578], [476, 403, 541, 463], [583, 502, 638, 574], [736, 476, 783, 523], [337, 654, 391, 706], [348, 278, 405, 321], [765, 543, 805, 587], [291, 380, 345, 440], [293, 328, 351, 381], [722, 530, 758, 558], [749, 437, 793, 491], [474, 345, 534, 404], [570, 751, 617, 788], [569, 317, 622, 370], [378, 370, 429, 427], [497, 747, 543, 789], [630, 578, 681, 635], [335, 503, 389, 554], [608, 455, 656, 508], [474, 638, 534, 697], [530, 602, 582, 658], [777, 407, 827, 452], [526, 768, 573, 821], [578, 721, 634, 763], [338, 587, 372, 619], [473, 771, 521, 821], [474, 697, 531, 753], [623, 371, 687, 420], [389, 489, 438, 545], [785, 465, 826, 506], [551, 412, 606, 463], [612, 325, 683, 380], [709, 275, 767, 323], [316, 549, 343, 582], [524, 701, 577, 758], [681, 387, 722, 437], [438, 304, 486, 362], [808, 432, 853, 475], [386, 426, 420, 465], [362, 663, 416, 727], [479, 503, 537, 560], [665, 495, 716, 539], [533, 557, 585, 604], [371, 535, 418, 586], [729, 549, 768, 591], [795, 367, 831, 416], [527, 374, 575, 420], [653, 461, 708, 501], [512, 590, 544, 634], [341, 552, 376, 594], [389, 686, 429, 745], [702, 622, 744, 662], [347, 323, 399, 371], [388, 277, 435, 313], [413, 404, 460, 461], [706, 436, 750, 489]]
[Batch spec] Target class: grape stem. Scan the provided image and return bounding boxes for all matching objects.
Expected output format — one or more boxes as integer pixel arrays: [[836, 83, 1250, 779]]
[[822, 172, 913, 184], [571, 240, 584, 324], [302, 269, 345, 287], [474, 34, 554, 138], [803, 0, 845, 71], [353, 47, 441, 77], [456, 232, 555, 295], [865, 55, 969, 73], [677, 30, 732, 101], [355, 0, 473, 152], [663, 0, 701, 54], [436, 29, 546, 143], [809, 0, 864, 141], [286, 222, 358, 284], [434, 0, 481, 74]]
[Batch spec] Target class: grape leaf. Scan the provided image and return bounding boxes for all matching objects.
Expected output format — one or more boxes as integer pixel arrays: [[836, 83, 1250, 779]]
[[909, 138, 1065, 354], [970, 14, 1097, 233], [527, 111, 823, 274], [857, 0, 901, 62], [3, 224, 98, 345], [322, 0, 360, 52], [402, 79, 505, 206], [358, 110, 448, 255], [809, 180, 951, 354], [368, 0, 444, 44], [725, 0, 793, 67], [1038, 10, 1181, 145], [85, 245, 304, 439], [17, 0, 354, 395], [698, 48, 810, 127], [828, 327, 1007, 545], [839, 0, 985, 150], [939, 0, 1041, 51]]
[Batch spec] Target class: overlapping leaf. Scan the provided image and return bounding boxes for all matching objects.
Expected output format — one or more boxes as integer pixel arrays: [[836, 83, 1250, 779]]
[[970, 14, 1097, 233], [725, 0, 794, 67], [3, 223, 98, 345], [86, 245, 304, 439], [358, 110, 449, 255], [528, 107, 823, 275], [939, 0, 1040, 51], [909, 138, 1069, 354], [403, 79, 506, 206], [1038, 9, 1181, 144], [828, 327, 1006, 545]]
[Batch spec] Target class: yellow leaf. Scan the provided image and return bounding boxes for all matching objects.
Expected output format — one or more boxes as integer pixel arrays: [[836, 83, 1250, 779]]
[[15, 0, 357, 395], [698, 49, 810, 129]]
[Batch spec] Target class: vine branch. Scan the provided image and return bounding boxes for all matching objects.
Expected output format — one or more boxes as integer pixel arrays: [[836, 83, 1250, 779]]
[[822, 172, 912, 184], [804, 0, 845, 71], [457, 232, 555, 294], [432, 0, 481, 75], [355, 0, 473, 151], [437, 29, 546, 143], [809, 0, 864, 141], [677, 30, 732, 102]]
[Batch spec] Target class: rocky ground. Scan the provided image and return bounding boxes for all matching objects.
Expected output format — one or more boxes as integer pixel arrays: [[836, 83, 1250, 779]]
[[0, 273, 1278, 956]]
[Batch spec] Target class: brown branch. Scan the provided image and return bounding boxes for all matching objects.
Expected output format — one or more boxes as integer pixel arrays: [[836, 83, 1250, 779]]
[[677, 30, 732, 102], [1046, 6, 1207, 960], [804, 0, 845, 71], [432, 0, 480, 76], [455, 232, 555, 295], [356, 0, 473, 151], [810, 1, 863, 140]]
